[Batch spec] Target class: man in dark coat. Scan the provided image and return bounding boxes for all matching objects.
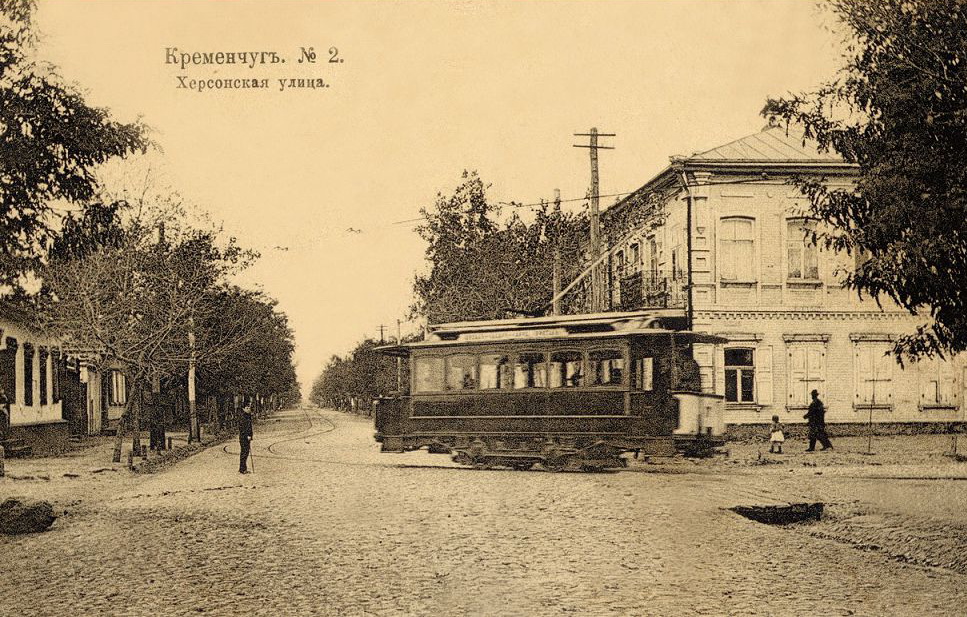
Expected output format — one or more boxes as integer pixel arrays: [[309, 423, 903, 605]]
[[0, 386, 10, 442], [804, 389, 833, 451], [238, 404, 254, 473]]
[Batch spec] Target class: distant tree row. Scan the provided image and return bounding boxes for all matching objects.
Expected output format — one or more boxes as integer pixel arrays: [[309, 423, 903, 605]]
[[310, 339, 406, 412]]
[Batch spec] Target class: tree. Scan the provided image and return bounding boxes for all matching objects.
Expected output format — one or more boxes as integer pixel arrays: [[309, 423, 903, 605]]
[[40, 200, 255, 461], [1, 1, 147, 293], [762, 0, 967, 359], [196, 288, 299, 427], [412, 170, 588, 324], [310, 338, 405, 410]]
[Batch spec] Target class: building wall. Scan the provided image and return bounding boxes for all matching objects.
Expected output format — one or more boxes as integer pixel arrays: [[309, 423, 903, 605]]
[[688, 175, 964, 425], [1, 320, 64, 427], [605, 171, 964, 426]]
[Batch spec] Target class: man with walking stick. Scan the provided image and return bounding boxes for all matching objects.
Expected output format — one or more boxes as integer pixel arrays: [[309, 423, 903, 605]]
[[804, 389, 833, 452], [239, 403, 254, 473]]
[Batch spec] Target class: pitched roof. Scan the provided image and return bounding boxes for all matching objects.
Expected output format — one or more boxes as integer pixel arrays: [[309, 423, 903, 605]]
[[683, 124, 843, 164]]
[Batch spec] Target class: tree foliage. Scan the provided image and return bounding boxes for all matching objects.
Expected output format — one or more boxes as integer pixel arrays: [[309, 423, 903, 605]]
[[0, 1, 147, 293], [310, 338, 404, 409], [412, 170, 588, 324], [763, 0, 967, 359], [39, 199, 281, 456], [196, 287, 299, 407]]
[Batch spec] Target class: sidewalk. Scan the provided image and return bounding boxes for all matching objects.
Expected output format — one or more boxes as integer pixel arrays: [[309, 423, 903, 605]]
[[629, 433, 967, 479], [0, 429, 215, 509]]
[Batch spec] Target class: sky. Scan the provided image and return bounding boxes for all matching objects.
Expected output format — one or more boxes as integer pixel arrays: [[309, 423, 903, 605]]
[[34, 0, 843, 394]]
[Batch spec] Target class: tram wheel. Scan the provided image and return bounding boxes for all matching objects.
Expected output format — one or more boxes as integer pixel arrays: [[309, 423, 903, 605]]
[[542, 456, 569, 472], [510, 461, 534, 471]]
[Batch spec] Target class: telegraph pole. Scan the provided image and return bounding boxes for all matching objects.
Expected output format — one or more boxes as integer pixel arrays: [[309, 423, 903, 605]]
[[552, 188, 562, 316], [396, 319, 403, 393], [378, 324, 386, 344], [574, 128, 615, 312]]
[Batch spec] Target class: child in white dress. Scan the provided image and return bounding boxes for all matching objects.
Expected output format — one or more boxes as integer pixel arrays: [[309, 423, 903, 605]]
[[769, 415, 785, 454]]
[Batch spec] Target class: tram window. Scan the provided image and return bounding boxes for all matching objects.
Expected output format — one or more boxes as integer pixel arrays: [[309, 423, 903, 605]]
[[445, 354, 478, 390], [414, 356, 444, 393], [634, 357, 654, 391], [589, 349, 624, 386], [550, 351, 584, 388], [514, 352, 547, 389], [479, 354, 512, 389]]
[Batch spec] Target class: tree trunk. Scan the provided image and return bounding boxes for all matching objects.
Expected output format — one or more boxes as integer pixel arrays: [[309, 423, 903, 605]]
[[111, 386, 136, 463], [131, 378, 143, 454]]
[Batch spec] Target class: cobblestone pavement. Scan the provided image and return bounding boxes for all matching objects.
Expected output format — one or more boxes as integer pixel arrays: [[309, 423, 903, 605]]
[[3, 407, 967, 616]]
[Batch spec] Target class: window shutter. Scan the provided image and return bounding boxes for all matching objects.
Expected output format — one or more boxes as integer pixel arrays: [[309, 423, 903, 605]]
[[756, 345, 773, 405], [714, 346, 726, 397], [875, 347, 893, 402], [788, 347, 807, 405], [693, 344, 714, 394], [918, 359, 937, 405], [940, 361, 958, 405]]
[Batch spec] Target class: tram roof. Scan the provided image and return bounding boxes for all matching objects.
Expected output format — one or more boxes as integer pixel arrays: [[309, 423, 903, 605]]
[[377, 311, 726, 356]]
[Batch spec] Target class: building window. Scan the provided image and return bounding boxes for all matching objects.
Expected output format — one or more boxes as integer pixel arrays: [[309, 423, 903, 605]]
[[22, 343, 34, 407], [787, 218, 819, 281], [854, 342, 893, 406], [479, 354, 512, 390], [917, 357, 958, 408], [725, 348, 755, 403], [110, 370, 128, 405], [550, 350, 584, 388], [719, 217, 755, 281], [648, 237, 658, 282], [514, 352, 547, 389], [445, 354, 477, 390], [39, 348, 48, 406], [787, 344, 825, 406], [630, 243, 641, 267]]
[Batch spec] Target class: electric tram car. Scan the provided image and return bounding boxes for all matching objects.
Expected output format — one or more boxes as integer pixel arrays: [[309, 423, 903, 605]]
[[375, 311, 726, 471]]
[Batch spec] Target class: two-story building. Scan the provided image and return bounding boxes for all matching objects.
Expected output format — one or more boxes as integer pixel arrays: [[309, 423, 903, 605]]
[[599, 123, 964, 429]]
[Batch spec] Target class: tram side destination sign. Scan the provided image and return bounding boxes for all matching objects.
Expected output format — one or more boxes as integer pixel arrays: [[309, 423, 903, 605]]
[[456, 328, 568, 343]]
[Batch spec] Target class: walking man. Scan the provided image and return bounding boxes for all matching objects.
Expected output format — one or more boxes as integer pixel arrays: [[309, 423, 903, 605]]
[[239, 404, 254, 473], [804, 389, 833, 451]]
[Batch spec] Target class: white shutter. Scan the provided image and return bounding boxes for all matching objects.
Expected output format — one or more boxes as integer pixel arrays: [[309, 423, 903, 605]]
[[874, 346, 893, 402], [756, 344, 773, 405], [714, 345, 726, 397], [788, 346, 807, 405], [693, 344, 714, 394], [918, 359, 938, 405], [940, 360, 958, 405]]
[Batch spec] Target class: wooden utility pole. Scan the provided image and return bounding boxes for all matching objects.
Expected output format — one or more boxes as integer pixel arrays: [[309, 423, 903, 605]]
[[574, 128, 615, 312], [188, 317, 198, 443], [552, 188, 562, 316], [396, 319, 403, 393]]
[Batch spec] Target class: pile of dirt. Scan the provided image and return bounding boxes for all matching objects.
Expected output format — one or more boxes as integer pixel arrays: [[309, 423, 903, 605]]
[[810, 505, 967, 574], [0, 498, 57, 534]]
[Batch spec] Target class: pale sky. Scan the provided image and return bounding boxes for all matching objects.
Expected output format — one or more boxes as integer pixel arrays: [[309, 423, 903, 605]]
[[34, 0, 842, 393]]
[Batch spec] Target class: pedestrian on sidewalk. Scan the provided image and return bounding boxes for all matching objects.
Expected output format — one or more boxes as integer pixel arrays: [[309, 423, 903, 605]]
[[768, 415, 784, 454], [804, 389, 833, 451], [239, 404, 254, 473], [0, 386, 10, 442]]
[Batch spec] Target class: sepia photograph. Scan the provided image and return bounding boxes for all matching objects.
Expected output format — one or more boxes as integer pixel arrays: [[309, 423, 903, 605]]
[[2, 0, 966, 615]]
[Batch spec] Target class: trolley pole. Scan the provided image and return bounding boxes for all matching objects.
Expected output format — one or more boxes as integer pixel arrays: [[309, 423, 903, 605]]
[[574, 129, 615, 312]]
